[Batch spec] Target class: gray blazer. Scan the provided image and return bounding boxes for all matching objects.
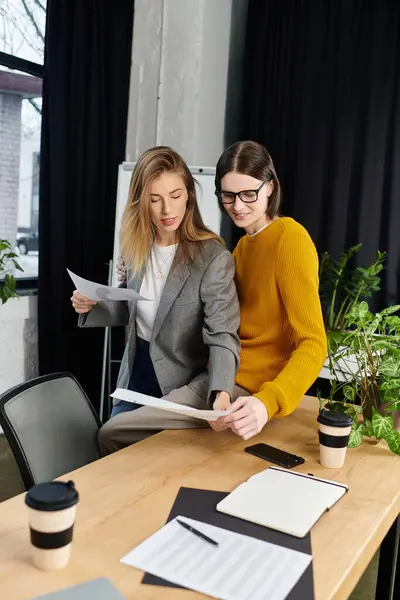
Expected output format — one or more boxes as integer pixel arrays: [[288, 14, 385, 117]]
[[79, 240, 240, 404]]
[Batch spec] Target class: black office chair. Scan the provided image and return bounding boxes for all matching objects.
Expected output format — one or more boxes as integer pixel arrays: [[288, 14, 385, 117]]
[[0, 372, 102, 489]]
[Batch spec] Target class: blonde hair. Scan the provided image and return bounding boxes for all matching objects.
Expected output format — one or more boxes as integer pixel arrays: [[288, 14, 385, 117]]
[[120, 146, 223, 275]]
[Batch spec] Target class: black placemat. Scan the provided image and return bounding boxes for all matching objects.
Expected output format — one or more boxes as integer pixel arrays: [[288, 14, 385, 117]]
[[142, 487, 314, 599]]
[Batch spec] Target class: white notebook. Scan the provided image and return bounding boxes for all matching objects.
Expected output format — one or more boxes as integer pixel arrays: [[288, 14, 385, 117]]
[[217, 466, 348, 538]]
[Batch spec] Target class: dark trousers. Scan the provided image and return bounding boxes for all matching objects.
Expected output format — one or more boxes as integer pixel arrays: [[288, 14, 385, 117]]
[[111, 337, 162, 417]]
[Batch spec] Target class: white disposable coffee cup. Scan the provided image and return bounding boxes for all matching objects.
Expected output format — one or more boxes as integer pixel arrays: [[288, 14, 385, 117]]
[[25, 480, 79, 570], [317, 409, 353, 469]]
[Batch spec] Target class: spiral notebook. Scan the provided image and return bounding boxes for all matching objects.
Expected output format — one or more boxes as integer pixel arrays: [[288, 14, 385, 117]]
[[217, 466, 348, 538]]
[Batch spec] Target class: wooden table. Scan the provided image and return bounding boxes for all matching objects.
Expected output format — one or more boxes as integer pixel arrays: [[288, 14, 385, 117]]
[[1, 396, 399, 600]]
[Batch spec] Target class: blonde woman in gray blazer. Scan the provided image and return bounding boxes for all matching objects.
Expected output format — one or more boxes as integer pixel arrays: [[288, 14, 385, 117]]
[[71, 146, 240, 454]]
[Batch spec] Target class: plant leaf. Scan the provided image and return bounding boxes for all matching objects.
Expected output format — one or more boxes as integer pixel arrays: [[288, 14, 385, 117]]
[[326, 401, 349, 414], [363, 418, 374, 437], [12, 259, 24, 272], [380, 357, 400, 378], [316, 390, 324, 413], [358, 301, 369, 319], [380, 378, 400, 391], [372, 409, 394, 440], [343, 385, 355, 401], [0, 240, 11, 251], [387, 399, 400, 412], [374, 340, 400, 353], [348, 423, 364, 448], [385, 316, 400, 333], [384, 430, 400, 455], [327, 330, 348, 356], [379, 305, 400, 316], [367, 315, 382, 334], [326, 401, 359, 420]]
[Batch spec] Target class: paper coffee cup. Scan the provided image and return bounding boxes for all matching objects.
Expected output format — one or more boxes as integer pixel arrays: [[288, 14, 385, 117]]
[[317, 410, 353, 469], [25, 480, 79, 570]]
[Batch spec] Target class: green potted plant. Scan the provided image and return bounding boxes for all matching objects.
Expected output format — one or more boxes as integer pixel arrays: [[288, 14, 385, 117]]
[[323, 301, 400, 455], [318, 244, 387, 384], [319, 244, 386, 331], [0, 239, 23, 304]]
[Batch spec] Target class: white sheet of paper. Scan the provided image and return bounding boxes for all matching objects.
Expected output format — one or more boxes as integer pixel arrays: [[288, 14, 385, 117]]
[[121, 516, 312, 600], [67, 269, 150, 302], [111, 388, 233, 421]]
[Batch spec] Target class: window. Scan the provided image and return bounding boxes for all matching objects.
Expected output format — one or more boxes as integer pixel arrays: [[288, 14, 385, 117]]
[[0, 0, 46, 285], [0, 0, 45, 64]]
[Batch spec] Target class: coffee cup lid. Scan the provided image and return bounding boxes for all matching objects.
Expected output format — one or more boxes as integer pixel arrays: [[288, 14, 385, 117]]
[[317, 409, 353, 428], [25, 480, 79, 511]]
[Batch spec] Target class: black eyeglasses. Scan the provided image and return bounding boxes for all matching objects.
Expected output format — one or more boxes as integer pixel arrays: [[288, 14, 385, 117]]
[[217, 180, 270, 205]]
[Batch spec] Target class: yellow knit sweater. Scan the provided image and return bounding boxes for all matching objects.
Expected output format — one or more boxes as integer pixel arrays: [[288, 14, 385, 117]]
[[234, 217, 327, 419]]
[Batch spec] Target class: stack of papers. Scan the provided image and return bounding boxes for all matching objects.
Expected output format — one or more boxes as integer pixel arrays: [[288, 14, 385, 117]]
[[111, 388, 233, 422], [122, 516, 312, 600]]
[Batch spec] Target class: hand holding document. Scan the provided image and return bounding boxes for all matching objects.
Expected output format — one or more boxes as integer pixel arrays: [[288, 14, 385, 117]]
[[67, 269, 150, 302], [121, 516, 312, 600], [111, 388, 233, 422]]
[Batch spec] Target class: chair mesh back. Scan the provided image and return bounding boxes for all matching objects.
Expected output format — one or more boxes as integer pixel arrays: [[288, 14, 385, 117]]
[[4, 376, 100, 484]]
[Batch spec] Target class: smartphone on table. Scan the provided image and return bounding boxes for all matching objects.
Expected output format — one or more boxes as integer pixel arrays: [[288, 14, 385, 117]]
[[244, 443, 305, 469]]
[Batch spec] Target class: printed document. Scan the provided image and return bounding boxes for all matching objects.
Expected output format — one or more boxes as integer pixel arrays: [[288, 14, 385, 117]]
[[111, 388, 233, 422], [121, 516, 312, 600], [67, 269, 149, 302]]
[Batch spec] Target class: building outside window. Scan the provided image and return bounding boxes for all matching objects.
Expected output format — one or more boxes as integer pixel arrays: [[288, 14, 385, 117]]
[[0, 0, 46, 282]]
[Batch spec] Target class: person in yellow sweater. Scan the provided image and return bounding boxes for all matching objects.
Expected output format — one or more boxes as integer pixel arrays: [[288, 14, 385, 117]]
[[210, 140, 327, 439], [102, 141, 326, 454]]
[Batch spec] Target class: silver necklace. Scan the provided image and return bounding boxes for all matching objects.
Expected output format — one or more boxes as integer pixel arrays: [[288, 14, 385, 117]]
[[154, 247, 175, 279]]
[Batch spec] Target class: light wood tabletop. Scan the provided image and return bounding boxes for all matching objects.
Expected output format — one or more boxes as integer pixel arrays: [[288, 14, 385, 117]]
[[1, 396, 399, 600]]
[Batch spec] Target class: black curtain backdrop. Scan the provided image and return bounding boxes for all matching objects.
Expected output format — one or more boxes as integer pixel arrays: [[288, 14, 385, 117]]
[[240, 0, 400, 307], [38, 0, 134, 410]]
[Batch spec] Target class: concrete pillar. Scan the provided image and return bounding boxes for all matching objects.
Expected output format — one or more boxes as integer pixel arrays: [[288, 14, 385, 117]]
[[126, 0, 248, 167]]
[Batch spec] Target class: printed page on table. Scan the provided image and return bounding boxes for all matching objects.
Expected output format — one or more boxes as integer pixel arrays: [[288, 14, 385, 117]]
[[122, 516, 312, 600]]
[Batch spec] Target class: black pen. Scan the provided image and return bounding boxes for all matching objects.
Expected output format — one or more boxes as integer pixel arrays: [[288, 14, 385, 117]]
[[176, 519, 219, 547]]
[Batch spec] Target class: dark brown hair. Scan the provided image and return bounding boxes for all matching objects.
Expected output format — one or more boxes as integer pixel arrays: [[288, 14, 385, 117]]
[[215, 140, 282, 219], [120, 146, 222, 275]]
